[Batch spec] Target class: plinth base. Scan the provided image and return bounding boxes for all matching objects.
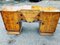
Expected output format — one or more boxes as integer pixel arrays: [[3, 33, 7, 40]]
[[7, 32, 20, 35], [40, 33, 53, 36]]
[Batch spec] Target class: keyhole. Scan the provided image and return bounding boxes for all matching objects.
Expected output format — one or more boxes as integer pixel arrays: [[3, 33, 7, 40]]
[[42, 22, 44, 25], [21, 18, 23, 20], [38, 15, 40, 16], [16, 22, 19, 24], [20, 14, 22, 16]]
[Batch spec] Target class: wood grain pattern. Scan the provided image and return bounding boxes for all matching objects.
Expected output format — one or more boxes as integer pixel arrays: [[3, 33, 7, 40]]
[[1, 11, 21, 33], [39, 12, 59, 34], [21, 10, 40, 22], [1, 10, 60, 35]]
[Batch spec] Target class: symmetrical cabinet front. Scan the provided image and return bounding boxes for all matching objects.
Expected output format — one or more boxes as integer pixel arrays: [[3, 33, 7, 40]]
[[1, 11, 60, 35]]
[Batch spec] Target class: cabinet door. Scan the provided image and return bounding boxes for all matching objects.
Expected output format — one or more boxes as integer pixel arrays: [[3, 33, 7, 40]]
[[1, 11, 21, 32], [39, 12, 59, 33]]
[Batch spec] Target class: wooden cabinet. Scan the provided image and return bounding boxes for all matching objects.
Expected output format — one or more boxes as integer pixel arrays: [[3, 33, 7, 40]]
[[1, 10, 60, 35], [1, 11, 22, 34], [39, 12, 60, 35]]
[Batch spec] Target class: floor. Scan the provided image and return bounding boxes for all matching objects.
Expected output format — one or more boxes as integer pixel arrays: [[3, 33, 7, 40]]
[[0, 12, 60, 45]]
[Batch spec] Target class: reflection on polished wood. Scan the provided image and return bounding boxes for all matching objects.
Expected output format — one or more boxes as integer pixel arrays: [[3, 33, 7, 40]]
[[1, 10, 60, 35]]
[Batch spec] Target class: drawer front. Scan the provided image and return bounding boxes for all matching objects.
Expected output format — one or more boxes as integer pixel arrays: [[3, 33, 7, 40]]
[[21, 10, 39, 22]]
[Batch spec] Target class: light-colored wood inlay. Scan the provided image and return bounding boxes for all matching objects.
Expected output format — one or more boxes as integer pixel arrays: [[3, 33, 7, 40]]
[[21, 10, 40, 22]]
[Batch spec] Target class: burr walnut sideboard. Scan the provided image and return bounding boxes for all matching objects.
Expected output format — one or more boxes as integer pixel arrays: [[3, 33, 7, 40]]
[[1, 10, 60, 35]]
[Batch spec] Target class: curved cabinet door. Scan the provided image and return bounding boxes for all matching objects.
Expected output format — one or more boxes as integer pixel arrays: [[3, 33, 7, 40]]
[[1, 11, 22, 34], [39, 12, 59, 35]]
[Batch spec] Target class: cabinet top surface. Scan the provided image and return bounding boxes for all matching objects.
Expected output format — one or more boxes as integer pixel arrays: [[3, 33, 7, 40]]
[[0, 1, 60, 12]]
